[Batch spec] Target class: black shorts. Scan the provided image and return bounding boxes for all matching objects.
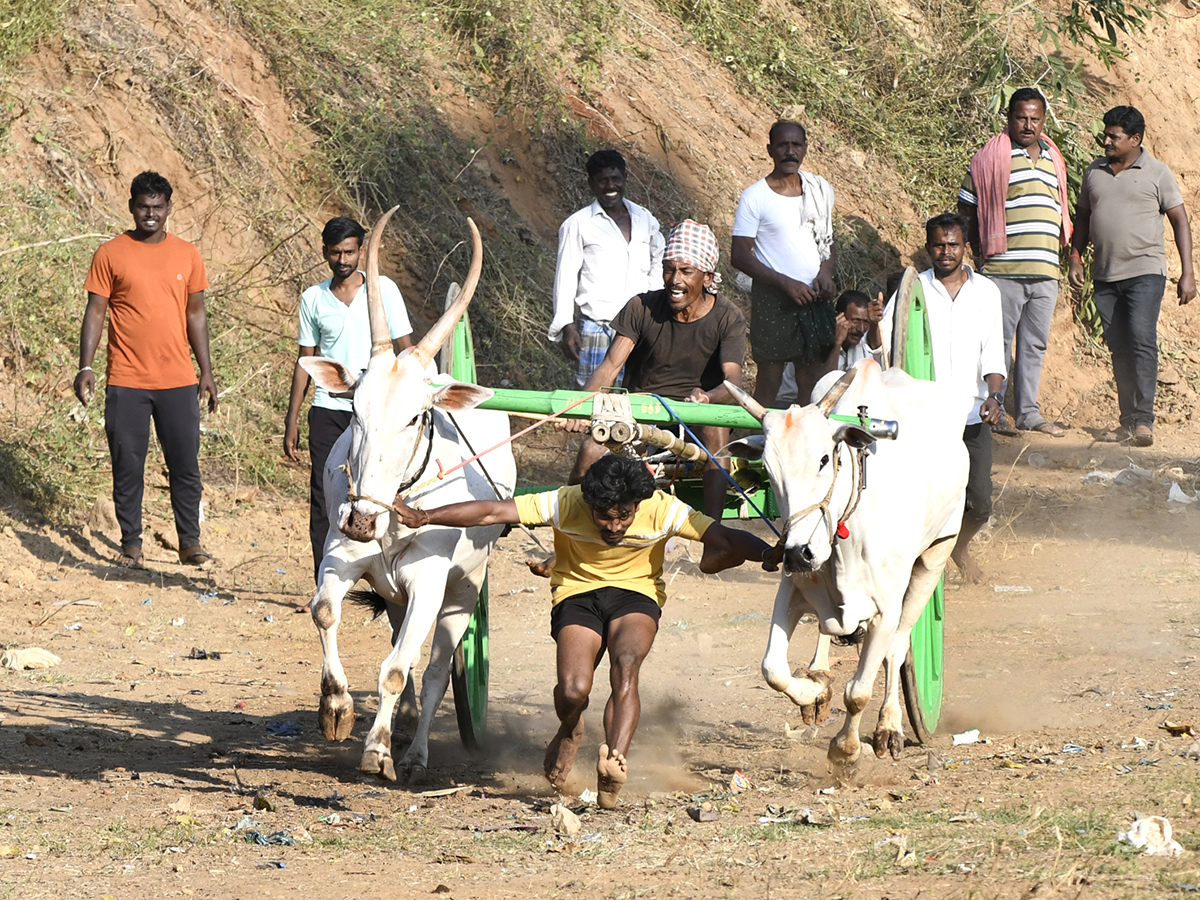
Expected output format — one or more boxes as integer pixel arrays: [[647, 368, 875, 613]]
[[550, 587, 661, 645]]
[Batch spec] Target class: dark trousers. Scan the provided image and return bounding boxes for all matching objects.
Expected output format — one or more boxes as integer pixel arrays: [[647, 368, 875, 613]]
[[962, 422, 993, 521], [308, 405, 353, 585], [104, 384, 203, 553], [1093, 275, 1166, 430]]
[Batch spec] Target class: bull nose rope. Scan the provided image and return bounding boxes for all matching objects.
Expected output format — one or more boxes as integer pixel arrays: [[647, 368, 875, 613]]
[[781, 442, 867, 546], [340, 410, 435, 514]]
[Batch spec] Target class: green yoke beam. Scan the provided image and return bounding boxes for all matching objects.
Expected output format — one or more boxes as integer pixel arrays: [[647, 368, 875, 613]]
[[476, 388, 763, 430], [476, 387, 898, 436]]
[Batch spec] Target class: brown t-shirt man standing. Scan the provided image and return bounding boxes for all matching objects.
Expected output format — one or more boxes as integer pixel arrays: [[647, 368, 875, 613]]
[[568, 220, 747, 520], [75, 171, 219, 568]]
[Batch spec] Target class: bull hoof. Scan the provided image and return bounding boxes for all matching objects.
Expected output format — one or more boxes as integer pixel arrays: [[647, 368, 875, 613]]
[[359, 749, 397, 782], [318, 693, 356, 741], [873, 728, 904, 760], [400, 762, 429, 786], [800, 669, 833, 726], [827, 738, 860, 785]]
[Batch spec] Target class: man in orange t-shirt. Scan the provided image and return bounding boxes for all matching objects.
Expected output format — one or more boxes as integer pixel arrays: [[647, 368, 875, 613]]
[[74, 171, 219, 568]]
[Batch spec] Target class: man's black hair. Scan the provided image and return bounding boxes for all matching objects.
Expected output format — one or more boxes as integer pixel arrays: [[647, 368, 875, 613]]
[[586, 150, 626, 179], [835, 290, 870, 314], [322, 216, 367, 248], [130, 171, 172, 202], [580, 454, 656, 512], [1103, 105, 1145, 139], [1008, 87, 1047, 115], [768, 120, 806, 145], [925, 212, 968, 244]]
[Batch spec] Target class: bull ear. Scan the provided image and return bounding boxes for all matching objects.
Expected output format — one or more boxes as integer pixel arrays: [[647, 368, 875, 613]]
[[718, 435, 766, 460], [834, 423, 874, 449], [300, 357, 360, 395], [432, 381, 495, 411]]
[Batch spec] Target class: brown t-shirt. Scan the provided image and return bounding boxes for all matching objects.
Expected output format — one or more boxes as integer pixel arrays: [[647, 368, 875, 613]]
[[84, 232, 209, 390], [1078, 150, 1185, 282], [611, 289, 746, 399]]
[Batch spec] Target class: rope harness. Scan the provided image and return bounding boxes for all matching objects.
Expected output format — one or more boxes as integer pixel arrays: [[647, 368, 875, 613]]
[[340, 409, 435, 516], [781, 441, 868, 546]]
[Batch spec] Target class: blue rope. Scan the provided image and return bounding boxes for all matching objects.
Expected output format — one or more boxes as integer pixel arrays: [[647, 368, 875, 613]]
[[649, 393, 781, 538]]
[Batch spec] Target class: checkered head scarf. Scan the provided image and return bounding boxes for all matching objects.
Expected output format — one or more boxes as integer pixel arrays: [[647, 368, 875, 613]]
[[665, 219, 722, 292]]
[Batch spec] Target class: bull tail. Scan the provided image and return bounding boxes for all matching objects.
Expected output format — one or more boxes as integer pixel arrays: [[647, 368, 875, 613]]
[[346, 588, 389, 619]]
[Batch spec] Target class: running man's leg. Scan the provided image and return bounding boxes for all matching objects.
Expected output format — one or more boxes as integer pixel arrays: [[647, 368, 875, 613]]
[[545, 612, 605, 791], [598, 607, 659, 809]]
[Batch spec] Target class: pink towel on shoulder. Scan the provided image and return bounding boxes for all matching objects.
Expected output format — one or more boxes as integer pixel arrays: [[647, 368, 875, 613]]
[[969, 129, 1072, 259]]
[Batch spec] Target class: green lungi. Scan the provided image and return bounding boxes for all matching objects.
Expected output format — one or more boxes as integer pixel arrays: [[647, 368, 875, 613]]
[[749, 280, 837, 365]]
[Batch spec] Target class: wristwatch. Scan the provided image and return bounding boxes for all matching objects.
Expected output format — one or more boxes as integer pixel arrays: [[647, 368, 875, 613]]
[[988, 392, 1003, 406]]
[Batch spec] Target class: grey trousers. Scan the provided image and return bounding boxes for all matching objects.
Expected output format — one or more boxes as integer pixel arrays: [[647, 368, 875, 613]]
[[994, 276, 1059, 430]]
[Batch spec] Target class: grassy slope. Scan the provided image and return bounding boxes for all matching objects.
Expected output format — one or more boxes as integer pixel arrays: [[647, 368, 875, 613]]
[[0, 0, 1122, 520]]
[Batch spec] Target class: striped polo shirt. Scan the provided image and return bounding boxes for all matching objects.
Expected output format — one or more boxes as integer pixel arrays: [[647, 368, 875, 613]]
[[959, 138, 1063, 280]]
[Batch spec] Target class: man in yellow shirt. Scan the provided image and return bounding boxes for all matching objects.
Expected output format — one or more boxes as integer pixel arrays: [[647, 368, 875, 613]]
[[394, 454, 778, 809]]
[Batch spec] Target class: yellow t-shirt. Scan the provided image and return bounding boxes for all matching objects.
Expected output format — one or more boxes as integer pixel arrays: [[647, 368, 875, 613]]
[[514, 487, 714, 608]]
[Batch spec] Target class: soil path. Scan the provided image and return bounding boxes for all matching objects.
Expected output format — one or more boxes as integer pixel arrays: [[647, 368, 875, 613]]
[[0, 430, 1198, 898]]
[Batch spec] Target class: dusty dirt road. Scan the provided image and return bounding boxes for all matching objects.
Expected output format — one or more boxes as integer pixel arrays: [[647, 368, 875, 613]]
[[0, 428, 1198, 899]]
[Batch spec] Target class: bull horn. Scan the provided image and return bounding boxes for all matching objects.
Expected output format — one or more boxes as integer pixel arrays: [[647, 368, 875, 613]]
[[411, 218, 483, 368], [367, 205, 401, 358], [723, 380, 766, 422], [816, 368, 858, 416]]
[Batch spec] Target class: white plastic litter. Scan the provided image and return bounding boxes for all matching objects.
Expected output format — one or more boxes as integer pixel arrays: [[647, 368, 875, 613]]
[[1118, 816, 1184, 856], [1083, 463, 1154, 486], [1168, 482, 1200, 505], [578, 789, 597, 804], [993, 585, 1033, 593], [953, 729, 981, 745]]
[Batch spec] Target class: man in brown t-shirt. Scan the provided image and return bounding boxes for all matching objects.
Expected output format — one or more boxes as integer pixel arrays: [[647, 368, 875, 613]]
[[1068, 106, 1195, 447], [74, 171, 219, 567], [568, 220, 747, 519]]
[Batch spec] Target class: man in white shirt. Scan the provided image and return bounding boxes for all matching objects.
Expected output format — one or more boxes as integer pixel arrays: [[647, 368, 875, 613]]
[[283, 216, 413, 585], [776, 290, 885, 404], [871, 213, 1005, 582], [731, 121, 837, 409], [550, 150, 666, 388]]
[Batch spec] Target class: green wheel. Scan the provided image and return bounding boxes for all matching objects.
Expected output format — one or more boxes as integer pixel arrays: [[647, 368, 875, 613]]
[[442, 296, 490, 750], [892, 268, 945, 743], [901, 576, 943, 742], [451, 577, 489, 750]]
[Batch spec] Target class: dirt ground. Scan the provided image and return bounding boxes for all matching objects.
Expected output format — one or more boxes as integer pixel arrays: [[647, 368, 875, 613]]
[[0, 415, 1198, 900]]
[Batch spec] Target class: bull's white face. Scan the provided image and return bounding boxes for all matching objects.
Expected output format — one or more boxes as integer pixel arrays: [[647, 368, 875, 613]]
[[301, 349, 492, 543], [760, 405, 845, 573]]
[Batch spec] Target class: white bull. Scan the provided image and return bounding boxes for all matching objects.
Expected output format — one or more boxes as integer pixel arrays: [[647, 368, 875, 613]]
[[301, 211, 515, 783], [725, 360, 968, 774]]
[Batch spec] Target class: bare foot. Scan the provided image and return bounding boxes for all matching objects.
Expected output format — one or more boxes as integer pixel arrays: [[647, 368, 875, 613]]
[[543, 717, 585, 791], [596, 743, 628, 810]]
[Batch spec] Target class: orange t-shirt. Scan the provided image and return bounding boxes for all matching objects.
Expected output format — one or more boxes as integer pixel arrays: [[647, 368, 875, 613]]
[[84, 232, 209, 390]]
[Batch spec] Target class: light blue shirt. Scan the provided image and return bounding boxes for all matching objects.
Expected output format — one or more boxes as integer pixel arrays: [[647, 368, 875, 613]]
[[299, 273, 412, 411]]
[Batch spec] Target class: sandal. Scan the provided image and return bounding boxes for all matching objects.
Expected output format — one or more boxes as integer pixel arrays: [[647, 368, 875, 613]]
[[1132, 425, 1154, 447], [116, 546, 145, 569], [1028, 421, 1066, 438], [991, 416, 1019, 437], [179, 546, 215, 566]]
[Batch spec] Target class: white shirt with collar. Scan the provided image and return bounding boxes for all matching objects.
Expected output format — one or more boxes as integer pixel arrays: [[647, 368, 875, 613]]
[[549, 199, 666, 342], [877, 266, 1005, 426]]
